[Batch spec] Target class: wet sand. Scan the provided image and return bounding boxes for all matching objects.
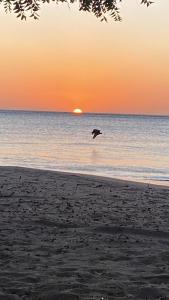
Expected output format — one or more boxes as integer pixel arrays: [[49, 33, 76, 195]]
[[0, 166, 169, 300]]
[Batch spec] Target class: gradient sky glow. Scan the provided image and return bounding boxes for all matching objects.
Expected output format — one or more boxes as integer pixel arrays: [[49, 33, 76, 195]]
[[0, 1, 169, 114]]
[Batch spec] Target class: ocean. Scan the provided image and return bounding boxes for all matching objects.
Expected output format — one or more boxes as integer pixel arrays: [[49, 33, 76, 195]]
[[0, 110, 168, 185]]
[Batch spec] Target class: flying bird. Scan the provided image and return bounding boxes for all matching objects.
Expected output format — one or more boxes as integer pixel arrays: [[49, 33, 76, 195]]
[[92, 129, 102, 139]]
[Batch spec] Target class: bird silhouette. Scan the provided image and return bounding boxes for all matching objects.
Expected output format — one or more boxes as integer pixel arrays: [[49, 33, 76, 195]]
[[92, 129, 102, 139]]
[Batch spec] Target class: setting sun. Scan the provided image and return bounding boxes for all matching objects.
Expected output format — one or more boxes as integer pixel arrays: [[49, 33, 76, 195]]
[[73, 108, 83, 114]]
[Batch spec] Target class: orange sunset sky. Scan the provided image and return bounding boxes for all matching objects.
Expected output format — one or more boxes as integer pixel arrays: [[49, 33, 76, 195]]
[[0, 1, 169, 114]]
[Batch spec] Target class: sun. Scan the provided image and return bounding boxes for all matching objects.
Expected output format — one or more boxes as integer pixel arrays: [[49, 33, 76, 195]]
[[73, 108, 83, 114]]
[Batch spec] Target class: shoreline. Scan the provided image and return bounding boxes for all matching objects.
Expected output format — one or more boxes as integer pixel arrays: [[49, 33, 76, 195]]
[[0, 166, 169, 299], [1, 165, 169, 189]]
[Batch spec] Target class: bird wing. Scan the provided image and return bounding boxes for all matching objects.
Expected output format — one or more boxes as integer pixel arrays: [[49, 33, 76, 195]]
[[93, 132, 98, 139]]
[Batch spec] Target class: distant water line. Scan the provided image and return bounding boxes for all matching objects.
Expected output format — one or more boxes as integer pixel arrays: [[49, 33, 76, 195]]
[[0, 110, 169, 186]]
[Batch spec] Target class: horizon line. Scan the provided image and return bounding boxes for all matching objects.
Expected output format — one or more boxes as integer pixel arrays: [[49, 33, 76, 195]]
[[0, 108, 169, 118]]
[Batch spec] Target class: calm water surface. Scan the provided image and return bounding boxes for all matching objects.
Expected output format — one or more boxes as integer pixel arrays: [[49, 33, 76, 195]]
[[0, 110, 169, 185]]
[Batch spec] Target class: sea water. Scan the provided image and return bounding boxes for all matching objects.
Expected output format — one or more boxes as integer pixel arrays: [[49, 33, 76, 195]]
[[0, 110, 169, 185]]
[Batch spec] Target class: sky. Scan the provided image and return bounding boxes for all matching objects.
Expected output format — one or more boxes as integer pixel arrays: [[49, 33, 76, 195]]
[[0, 0, 169, 114]]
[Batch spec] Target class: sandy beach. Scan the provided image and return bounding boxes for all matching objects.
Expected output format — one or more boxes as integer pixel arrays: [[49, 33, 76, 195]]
[[0, 166, 169, 300]]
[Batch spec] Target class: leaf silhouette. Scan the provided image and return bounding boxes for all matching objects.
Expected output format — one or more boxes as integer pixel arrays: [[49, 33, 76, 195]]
[[0, 0, 154, 21]]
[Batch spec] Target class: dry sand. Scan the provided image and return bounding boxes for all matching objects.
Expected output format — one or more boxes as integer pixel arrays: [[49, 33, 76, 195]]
[[0, 166, 169, 300]]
